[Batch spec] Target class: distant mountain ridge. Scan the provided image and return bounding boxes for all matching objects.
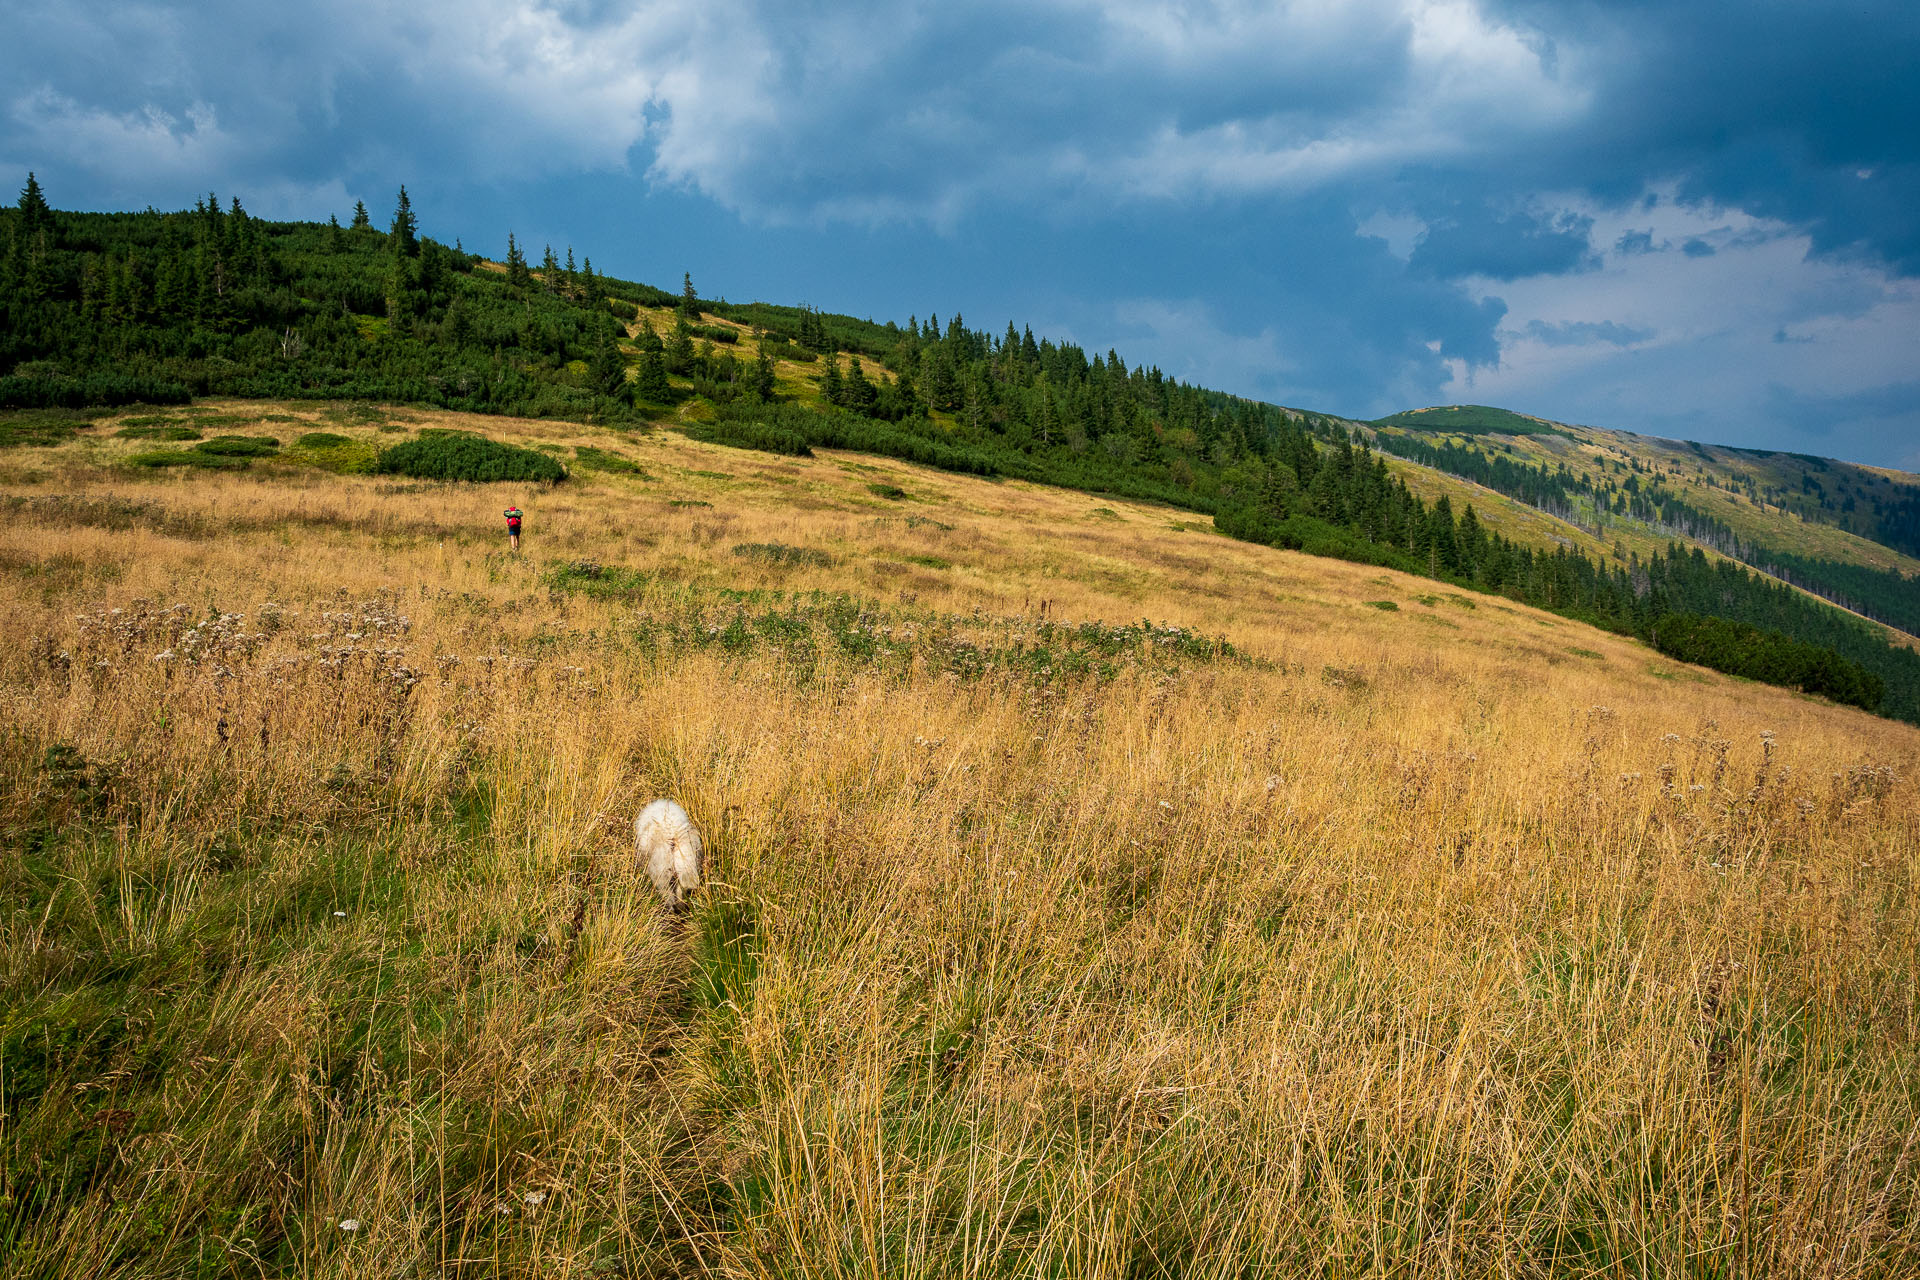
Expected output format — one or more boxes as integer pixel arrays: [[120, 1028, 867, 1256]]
[[1365, 404, 1920, 639]]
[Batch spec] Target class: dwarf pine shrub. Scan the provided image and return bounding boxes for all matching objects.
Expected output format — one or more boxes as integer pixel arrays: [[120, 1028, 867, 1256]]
[[374, 431, 568, 483]]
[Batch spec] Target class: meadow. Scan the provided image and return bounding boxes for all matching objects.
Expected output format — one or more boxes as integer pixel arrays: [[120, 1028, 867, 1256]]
[[2, 405, 1917, 1277]]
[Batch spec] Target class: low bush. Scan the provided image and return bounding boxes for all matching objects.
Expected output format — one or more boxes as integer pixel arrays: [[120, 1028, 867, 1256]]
[[374, 432, 568, 483], [296, 432, 353, 448], [116, 425, 203, 441], [124, 450, 249, 470], [193, 435, 281, 457], [0, 373, 191, 410], [687, 419, 814, 457]]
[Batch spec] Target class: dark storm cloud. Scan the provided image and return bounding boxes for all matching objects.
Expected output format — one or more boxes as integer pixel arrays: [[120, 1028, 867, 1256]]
[[1, 1, 1915, 462], [1408, 205, 1598, 282]]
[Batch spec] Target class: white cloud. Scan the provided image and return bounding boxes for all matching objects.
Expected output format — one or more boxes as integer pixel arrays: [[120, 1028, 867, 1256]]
[[1437, 191, 1920, 458], [8, 89, 234, 183]]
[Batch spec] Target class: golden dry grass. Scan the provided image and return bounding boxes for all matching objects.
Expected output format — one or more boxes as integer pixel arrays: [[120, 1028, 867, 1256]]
[[2, 409, 1917, 1277]]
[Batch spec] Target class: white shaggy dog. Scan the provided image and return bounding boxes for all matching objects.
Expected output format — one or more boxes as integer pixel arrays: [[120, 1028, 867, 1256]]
[[634, 798, 703, 908]]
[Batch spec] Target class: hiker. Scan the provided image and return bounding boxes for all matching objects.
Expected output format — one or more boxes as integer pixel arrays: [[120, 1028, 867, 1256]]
[[503, 505, 523, 551]]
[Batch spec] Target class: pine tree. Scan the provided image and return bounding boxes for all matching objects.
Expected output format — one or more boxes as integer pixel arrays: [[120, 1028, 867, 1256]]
[[667, 312, 694, 373], [390, 187, 418, 257], [680, 271, 699, 319], [820, 353, 844, 407], [590, 330, 628, 397], [634, 348, 672, 402], [541, 244, 560, 292], [18, 172, 52, 240], [505, 233, 530, 288], [753, 345, 777, 400], [844, 358, 878, 416], [350, 200, 371, 230]]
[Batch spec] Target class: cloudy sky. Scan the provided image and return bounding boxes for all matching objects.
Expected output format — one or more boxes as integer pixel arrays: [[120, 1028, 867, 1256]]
[[6, 0, 1918, 467]]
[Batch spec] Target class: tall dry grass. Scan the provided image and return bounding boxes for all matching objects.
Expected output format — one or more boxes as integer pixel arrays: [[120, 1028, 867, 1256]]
[[1, 409, 1917, 1277]]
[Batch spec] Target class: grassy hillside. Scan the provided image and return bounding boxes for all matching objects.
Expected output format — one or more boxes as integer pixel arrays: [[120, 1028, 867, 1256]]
[[1373, 404, 1568, 437], [1367, 409, 1920, 638], [4, 406, 1919, 1276], [8, 185, 1920, 713]]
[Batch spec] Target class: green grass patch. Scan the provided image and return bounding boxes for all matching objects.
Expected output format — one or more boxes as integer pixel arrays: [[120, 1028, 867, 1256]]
[[733, 543, 834, 569], [867, 483, 910, 500], [902, 555, 951, 570], [1568, 647, 1604, 660], [290, 432, 381, 474], [572, 445, 645, 475], [0, 411, 92, 448], [1366, 600, 1401, 612]]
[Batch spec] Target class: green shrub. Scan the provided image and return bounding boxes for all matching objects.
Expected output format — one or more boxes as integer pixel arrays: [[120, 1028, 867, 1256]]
[[296, 432, 353, 448], [374, 432, 568, 483], [867, 483, 909, 500], [124, 450, 249, 470], [116, 424, 202, 441], [1366, 600, 1400, 612], [756, 337, 815, 363], [687, 419, 814, 457], [0, 373, 190, 410], [192, 435, 280, 457]]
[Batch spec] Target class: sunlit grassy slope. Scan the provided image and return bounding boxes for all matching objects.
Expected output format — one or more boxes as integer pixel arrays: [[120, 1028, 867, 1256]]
[[4, 403, 1919, 1278], [1369, 410, 1920, 578]]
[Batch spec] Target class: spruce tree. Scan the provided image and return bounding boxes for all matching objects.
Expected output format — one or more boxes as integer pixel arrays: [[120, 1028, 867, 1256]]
[[820, 353, 844, 407], [590, 330, 628, 397], [390, 187, 418, 256], [506, 233, 530, 288], [634, 348, 672, 402], [667, 312, 694, 373], [18, 172, 52, 239], [350, 200, 371, 230], [680, 271, 699, 319], [844, 359, 878, 416], [753, 345, 777, 400], [541, 244, 560, 292]]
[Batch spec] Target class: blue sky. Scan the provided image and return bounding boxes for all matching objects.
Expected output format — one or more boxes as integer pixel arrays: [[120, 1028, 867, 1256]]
[[6, 0, 1918, 468]]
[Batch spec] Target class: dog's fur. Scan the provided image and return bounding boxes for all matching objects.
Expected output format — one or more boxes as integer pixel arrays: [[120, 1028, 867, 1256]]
[[635, 798, 702, 908]]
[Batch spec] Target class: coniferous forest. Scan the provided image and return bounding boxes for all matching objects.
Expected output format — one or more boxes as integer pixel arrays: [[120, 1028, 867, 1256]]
[[4, 179, 1918, 723]]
